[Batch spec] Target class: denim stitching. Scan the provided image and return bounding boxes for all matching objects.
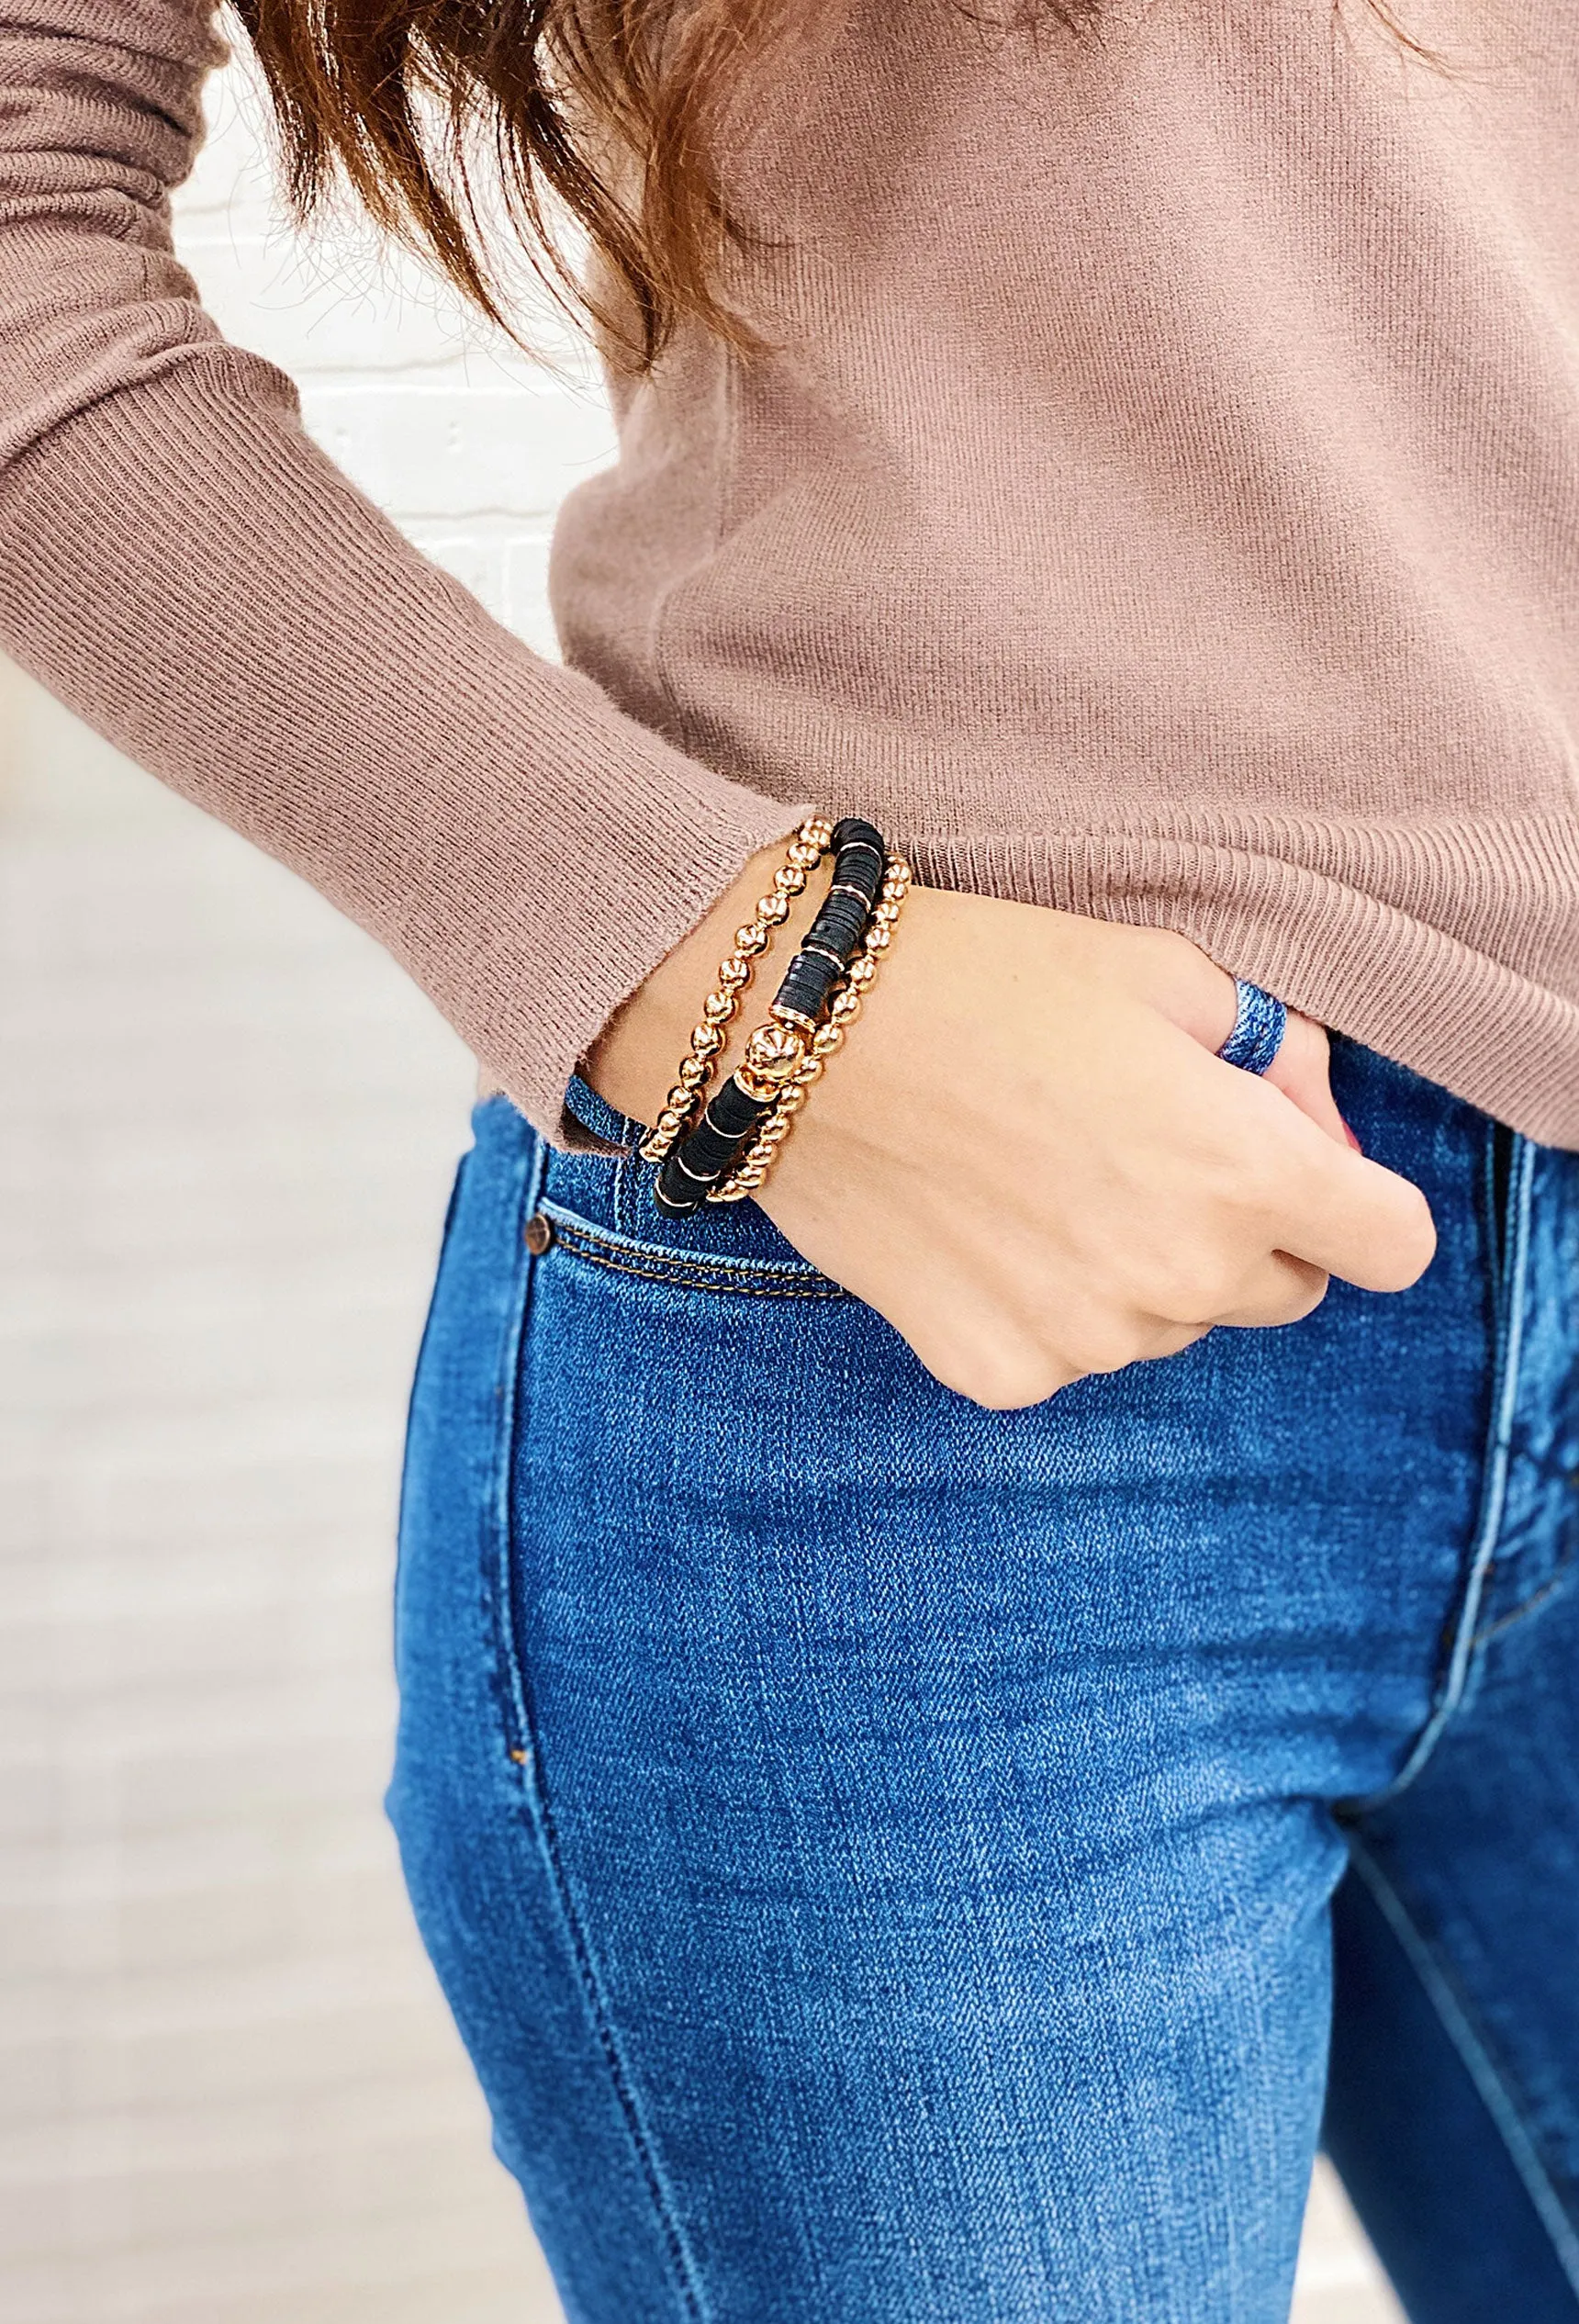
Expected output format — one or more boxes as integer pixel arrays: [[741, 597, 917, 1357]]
[[556, 1237, 846, 1301], [495, 1149, 709, 2323], [614, 1152, 642, 1240], [1473, 1553, 1576, 1647], [1346, 1838, 1579, 2301], [481, 1130, 545, 1769], [1348, 1130, 1536, 1812], [504, 1722, 708, 2323], [543, 1207, 846, 1300]]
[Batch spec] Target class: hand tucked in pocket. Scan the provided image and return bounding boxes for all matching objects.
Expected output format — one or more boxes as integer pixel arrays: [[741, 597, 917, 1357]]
[[588, 848, 1435, 1409]]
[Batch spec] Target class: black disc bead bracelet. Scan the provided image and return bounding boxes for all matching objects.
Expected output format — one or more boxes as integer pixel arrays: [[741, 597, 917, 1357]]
[[655, 818, 889, 1217], [770, 823, 887, 1027]]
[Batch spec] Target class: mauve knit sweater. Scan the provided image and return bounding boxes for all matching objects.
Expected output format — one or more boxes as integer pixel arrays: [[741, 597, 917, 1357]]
[[2, 1, 1577, 1145]]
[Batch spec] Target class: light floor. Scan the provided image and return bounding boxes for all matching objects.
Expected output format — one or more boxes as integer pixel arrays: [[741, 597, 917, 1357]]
[[0, 663, 1403, 2321]]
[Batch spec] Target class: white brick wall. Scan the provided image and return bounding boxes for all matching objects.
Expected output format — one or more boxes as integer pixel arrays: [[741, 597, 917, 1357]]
[[176, 46, 616, 652], [0, 35, 1400, 2324]]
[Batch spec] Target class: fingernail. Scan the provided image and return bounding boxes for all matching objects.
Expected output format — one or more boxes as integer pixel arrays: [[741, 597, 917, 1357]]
[[1342, 1117, 1363, 1152]]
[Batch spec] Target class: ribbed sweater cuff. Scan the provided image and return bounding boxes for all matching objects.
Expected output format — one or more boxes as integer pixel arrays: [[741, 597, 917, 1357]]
[[0, 355, 807, 1140]]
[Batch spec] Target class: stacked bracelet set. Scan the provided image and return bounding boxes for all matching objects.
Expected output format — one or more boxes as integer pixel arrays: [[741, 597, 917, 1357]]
[[641, 816, 912, 1216]]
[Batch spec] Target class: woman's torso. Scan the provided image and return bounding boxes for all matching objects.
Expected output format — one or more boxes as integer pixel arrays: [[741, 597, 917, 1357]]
[[551, 0, 1579, 1143]]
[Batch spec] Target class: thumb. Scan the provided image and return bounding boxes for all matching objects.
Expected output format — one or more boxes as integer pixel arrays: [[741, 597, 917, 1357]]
[[1262, 1012, 1355, 1150]]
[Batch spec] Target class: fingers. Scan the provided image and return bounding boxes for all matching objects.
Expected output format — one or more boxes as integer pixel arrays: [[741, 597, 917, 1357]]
[[897, 1263, 1224, 1409], [1208, 1251, 1330, 1330], [1261, 1012, 1352, 1149], [1124, 1230, 1330, 1333], [903, 1310, 1083, 1409], [1251, 1095, 1437, 1291]]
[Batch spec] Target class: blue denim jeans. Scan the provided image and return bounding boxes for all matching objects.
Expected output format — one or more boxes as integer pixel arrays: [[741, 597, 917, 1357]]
[[387, 1038, 1579, 2323]]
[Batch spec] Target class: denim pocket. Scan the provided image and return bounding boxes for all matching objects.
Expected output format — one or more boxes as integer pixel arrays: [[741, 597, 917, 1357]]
[[543, 1077, 843, 1299], [535, 1200, 847, 1302]]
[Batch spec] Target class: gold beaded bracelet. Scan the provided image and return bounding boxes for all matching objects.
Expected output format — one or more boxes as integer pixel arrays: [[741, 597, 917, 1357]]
[[707, 852, 913, 1203], [637, 815, 836, 1166]]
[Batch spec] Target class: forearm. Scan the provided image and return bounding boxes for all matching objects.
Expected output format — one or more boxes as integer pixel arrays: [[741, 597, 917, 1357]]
[[0, 3, 802, 1137]]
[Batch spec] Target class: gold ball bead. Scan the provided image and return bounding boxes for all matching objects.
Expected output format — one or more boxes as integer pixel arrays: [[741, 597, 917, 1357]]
[[703, 991, 735, 1023], [775, 864, 807, 893], [846, 955, 877, 987], [744, 1020, 806, 1081], [866, 923, 890, 949], [735, 925, 767, 955], [787, 841, 822, 870], [801, 817, 834, 848], [874, 901, 901, 926], [760, 893, 792, 925]]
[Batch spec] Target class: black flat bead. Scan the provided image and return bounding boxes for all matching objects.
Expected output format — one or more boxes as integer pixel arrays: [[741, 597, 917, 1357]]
[[705, 1077, 770, 1140], [810, 899, 869, 943], [804, 911, 868, 956], [831, 818, 887, 856], [654, 1162, 706, 1215], [683, 1123, 745, 1176], [779, 953, 842, 1000], [827, 853, 881, 893]]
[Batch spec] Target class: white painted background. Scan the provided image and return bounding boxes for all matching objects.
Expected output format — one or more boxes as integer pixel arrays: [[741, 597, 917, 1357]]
[[0, 29, 1400, 2323]]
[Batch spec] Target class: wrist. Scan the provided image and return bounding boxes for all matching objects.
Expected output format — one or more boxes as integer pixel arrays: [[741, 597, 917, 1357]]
[[583, 834, 830, 1127]]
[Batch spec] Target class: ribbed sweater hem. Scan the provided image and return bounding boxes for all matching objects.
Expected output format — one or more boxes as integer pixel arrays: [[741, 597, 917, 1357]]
[[912, 826, 1579, 1149]]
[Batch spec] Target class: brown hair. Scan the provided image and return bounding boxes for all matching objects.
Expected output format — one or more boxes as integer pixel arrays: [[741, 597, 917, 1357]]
[[230, 0, 1096, 370], [231, 0, 1434, 372]]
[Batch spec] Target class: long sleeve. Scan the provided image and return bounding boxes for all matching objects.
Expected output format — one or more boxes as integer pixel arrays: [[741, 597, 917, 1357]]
[[0, 0, 799, 1137]]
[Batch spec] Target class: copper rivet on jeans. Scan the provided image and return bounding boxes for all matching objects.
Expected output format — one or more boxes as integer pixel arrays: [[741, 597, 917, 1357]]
[[524, 1213, 554, 1255]]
